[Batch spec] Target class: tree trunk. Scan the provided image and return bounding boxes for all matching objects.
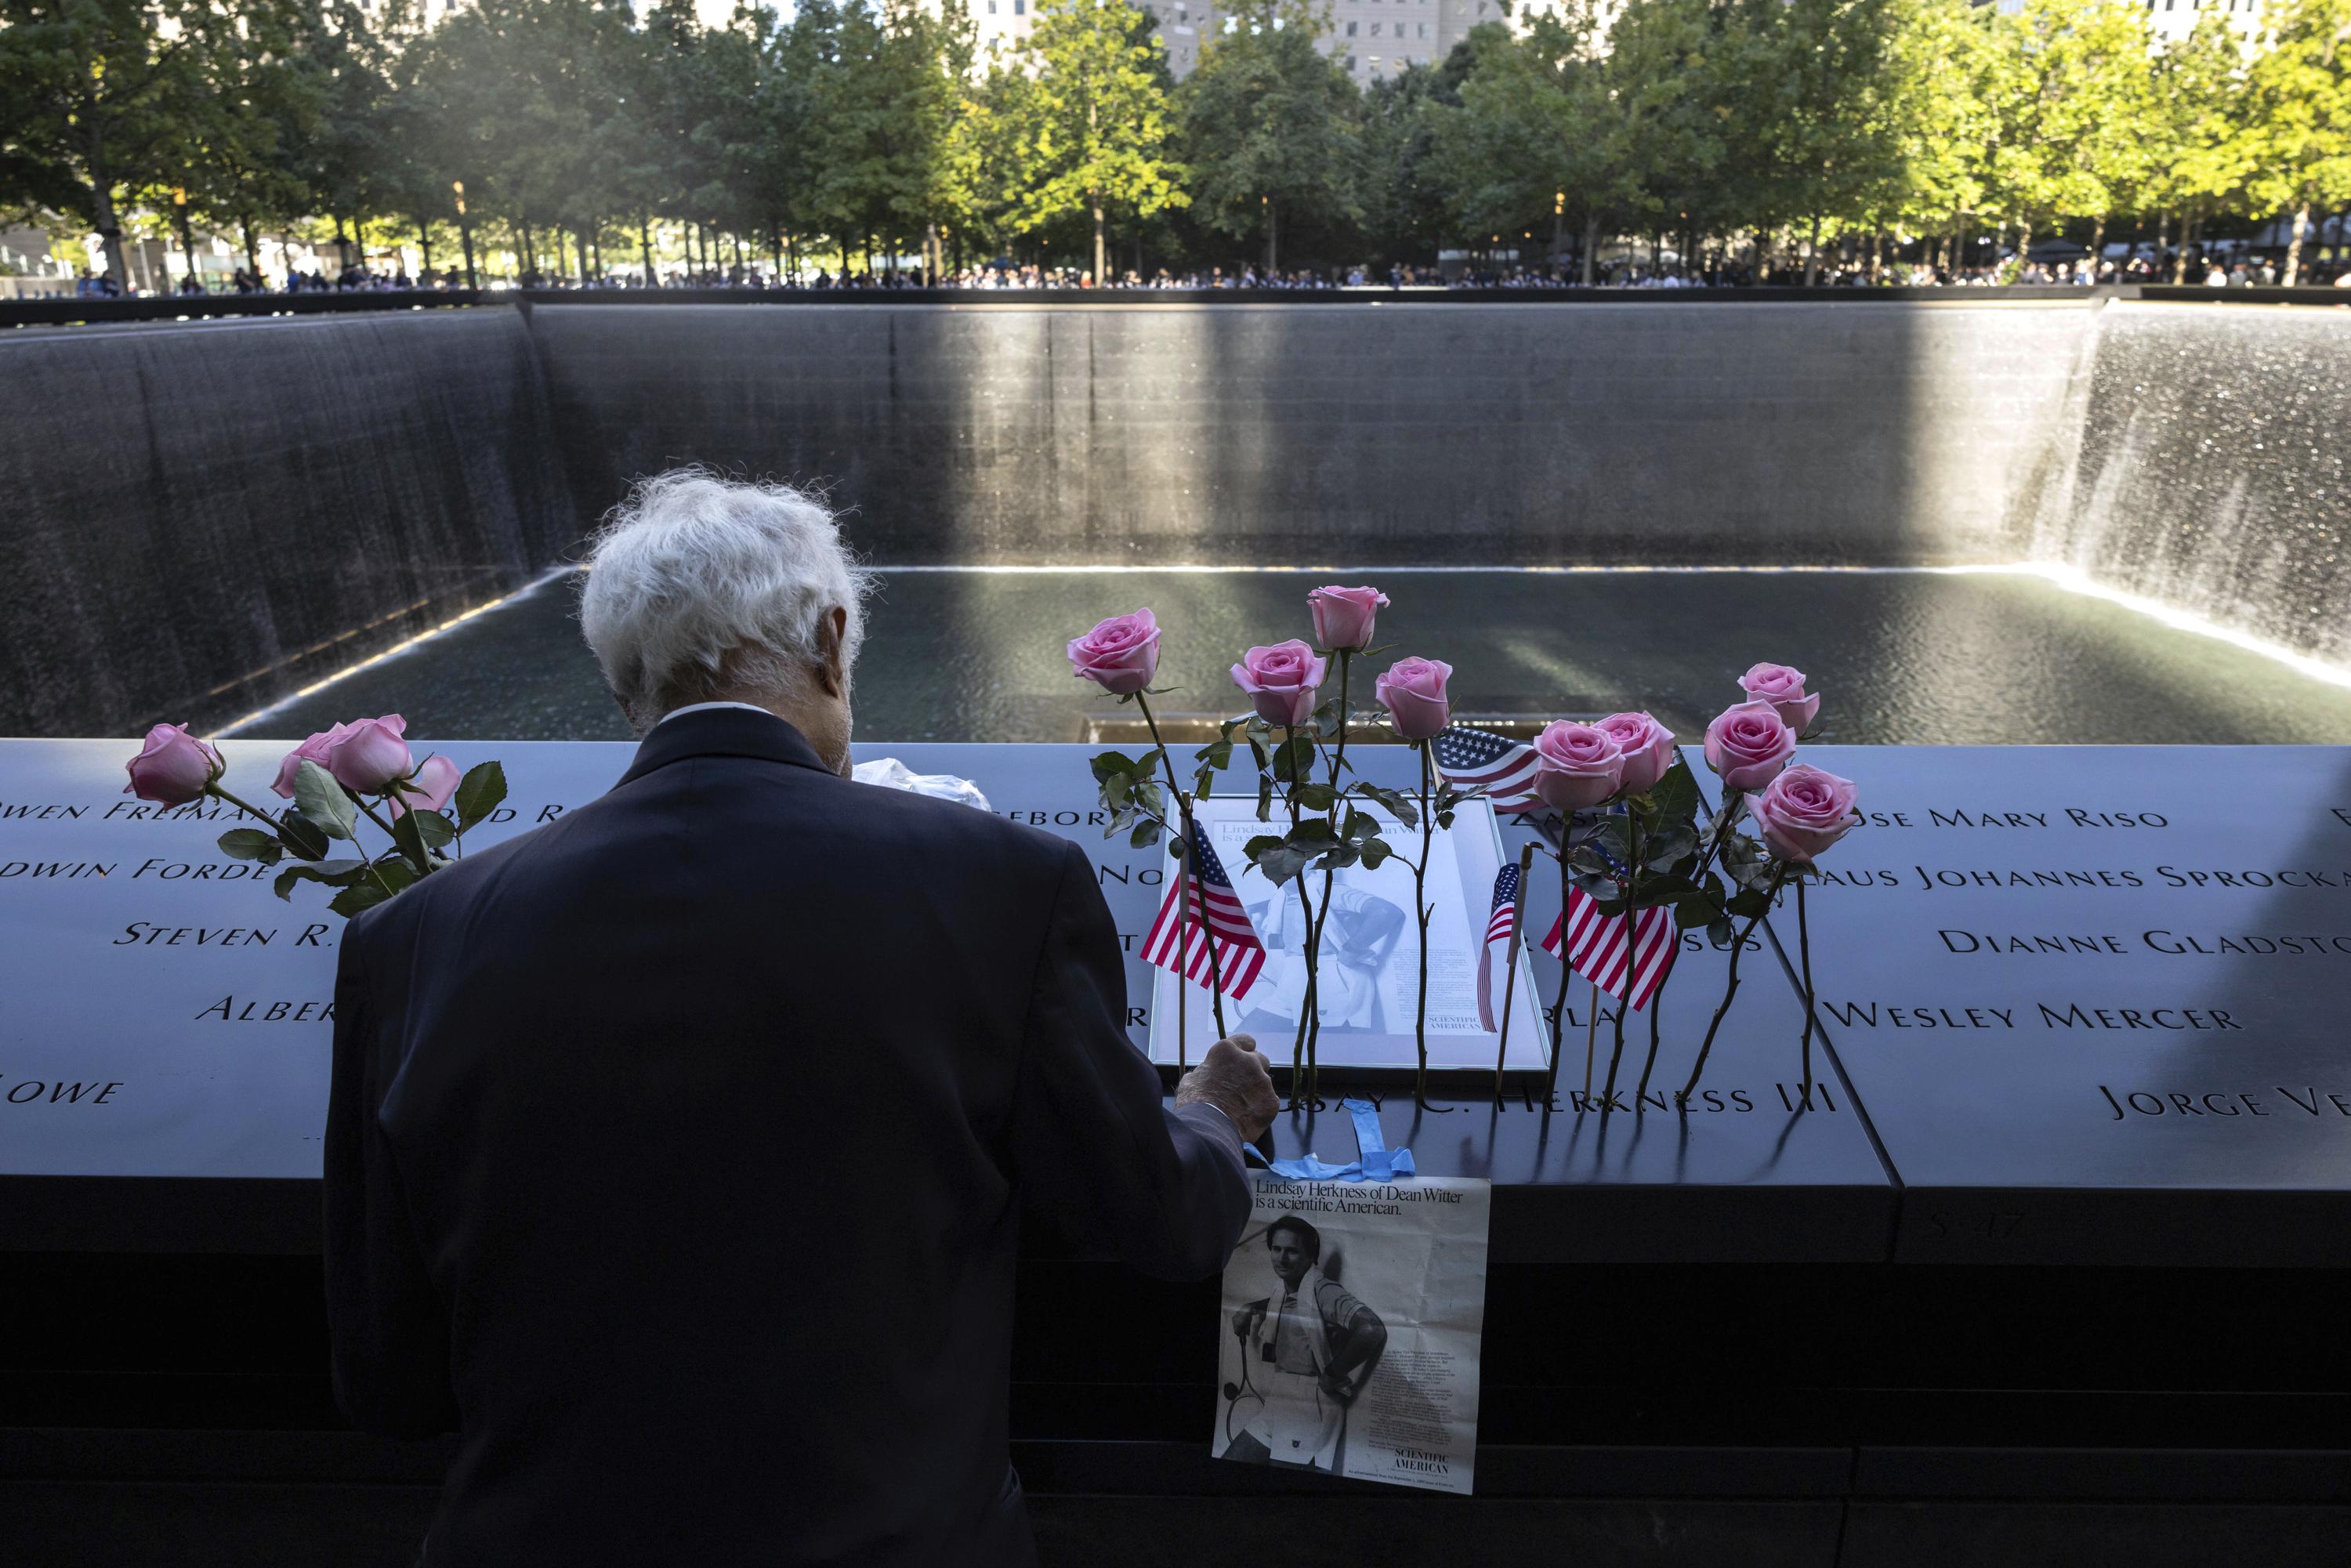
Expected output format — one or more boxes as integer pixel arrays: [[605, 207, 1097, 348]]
[[240, 218, 260, 274], [1264, 197, 1277, 275], [1803, 212, 1822, 287], [2154, 209, 2169, 280], [174, 205, 199, 290], [2169, 211, 2187, 283], [2284, 197, 2309, 287], [417, 219, 433, 276], [1092, 195, 1106, 285], [577, 226, 590, 283], [2016, 220, 2031, 281], [640, 215, 656, 287], [2087, 213, 2105, 279], [519, 218, 536, 282], [92, 183, 128, 288]]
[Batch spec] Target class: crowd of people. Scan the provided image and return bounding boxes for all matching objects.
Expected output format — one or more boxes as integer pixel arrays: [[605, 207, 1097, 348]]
[[70, 248, 2351, 298]]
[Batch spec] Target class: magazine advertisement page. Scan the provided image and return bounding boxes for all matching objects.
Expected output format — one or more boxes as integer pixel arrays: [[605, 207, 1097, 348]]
[[1212, 1172, 1491, 1494], [1150, 797, 1547, 1074]]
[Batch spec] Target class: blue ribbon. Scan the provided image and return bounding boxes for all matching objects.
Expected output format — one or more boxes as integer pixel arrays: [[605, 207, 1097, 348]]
[[1268, 1098, 1415, 1182]]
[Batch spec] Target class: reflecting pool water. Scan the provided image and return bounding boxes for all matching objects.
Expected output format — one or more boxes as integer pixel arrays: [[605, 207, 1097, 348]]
[[231, 567, 2351, 747]]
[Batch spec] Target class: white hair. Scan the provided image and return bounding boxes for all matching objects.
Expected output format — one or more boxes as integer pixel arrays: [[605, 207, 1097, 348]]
[[580, 470, 872, 732]]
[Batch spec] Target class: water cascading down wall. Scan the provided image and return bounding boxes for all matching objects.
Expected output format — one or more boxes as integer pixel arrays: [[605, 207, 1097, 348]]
[[0, 297, 2342, 737]]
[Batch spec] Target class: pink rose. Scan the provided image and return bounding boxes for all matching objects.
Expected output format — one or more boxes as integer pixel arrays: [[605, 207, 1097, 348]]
[[1230, 639, 1328, 727], [388, 753, 461, 820], [324, 715, 413, 794], [123, 723, 222, 806], [1751, 764, 1860, 862], [1374, 657, 1452, 741], [1704, 701, 1796, 791], [1594, 711, 1675, 794], [1739, 663, 1820, 736], [1531, 721, 1626, 810], [1067, 610, 1161, 696], [271, 722, 351, 799], [1307, 585, 1389, 652]]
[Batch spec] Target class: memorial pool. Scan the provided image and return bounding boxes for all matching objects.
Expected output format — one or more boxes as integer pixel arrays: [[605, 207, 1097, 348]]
[[229, 563, 2351, 746]]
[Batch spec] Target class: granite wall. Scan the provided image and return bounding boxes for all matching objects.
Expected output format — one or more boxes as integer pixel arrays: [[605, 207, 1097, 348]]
[[0, 310, 572, 736], [3, 297, 2344, 737], [526, 300, 2098, 567]]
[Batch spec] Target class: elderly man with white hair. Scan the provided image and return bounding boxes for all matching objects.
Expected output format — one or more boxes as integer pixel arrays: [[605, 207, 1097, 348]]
[[324, 471, 1277, 1568]]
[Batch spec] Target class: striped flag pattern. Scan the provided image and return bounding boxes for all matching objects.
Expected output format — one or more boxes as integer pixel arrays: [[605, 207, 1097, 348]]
[[1432, 725, 1545, 813], [1542, 888, 1678, 1011], [1475, 863, 1522, 1032], [1142, 825, 1265, 1000]]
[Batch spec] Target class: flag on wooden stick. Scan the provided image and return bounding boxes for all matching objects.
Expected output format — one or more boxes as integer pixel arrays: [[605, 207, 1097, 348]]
[[1475, 861, 1521, 1031], [1142, 824, 1265, 999]]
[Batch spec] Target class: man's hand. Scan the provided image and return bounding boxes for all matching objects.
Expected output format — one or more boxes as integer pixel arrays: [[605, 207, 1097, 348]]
[[1176, 1034, 1279, 1143]]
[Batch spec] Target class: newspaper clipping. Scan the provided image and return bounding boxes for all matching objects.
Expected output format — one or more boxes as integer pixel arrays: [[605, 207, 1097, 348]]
[[1212, 1172, 1491, 1495]]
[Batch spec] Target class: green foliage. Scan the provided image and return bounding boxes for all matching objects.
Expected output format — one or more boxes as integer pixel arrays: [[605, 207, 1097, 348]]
[[1176, 0, 1360, 269], [1002, 0, 1185, 279], [2241, 0, 2351, 280], [292, 759, 358, 842], [452, 760, 507, 828], [2, 0, 2329, 284]]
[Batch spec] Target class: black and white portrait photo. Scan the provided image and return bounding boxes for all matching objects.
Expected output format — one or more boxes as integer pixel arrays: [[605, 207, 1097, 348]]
[[1215, 1215, 1390, 1471]]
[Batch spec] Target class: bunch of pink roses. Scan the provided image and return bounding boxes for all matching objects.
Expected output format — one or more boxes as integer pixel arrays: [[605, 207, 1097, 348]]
[[1071, 586, 1459, 1104], [122, 715, 507, 918], [1067, 601, 1864, 1113], [1682, 663, 1860, 1100]]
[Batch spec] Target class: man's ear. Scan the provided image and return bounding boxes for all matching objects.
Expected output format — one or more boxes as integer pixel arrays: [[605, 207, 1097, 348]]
[[815, 606, 849, 698]]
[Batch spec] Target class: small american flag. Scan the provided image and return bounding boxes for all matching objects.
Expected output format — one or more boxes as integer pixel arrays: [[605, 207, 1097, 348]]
[[1542, 888, 1678, 1011], [1433, 725, 1544, 813], [1475, 863, 1521, 1031], [1143, 825, 1265, 999]]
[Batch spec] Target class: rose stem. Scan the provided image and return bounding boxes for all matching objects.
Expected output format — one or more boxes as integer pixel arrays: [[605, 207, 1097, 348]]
[[1284, 724, 1310, 1102], [1637, 979, 1665, 1102], [1603, 809, 1640, 1106], [1544, 839, 1569, 1105], [1309, 648, 1353, 1107], [1411, 741, 1440, 1110], [1797, 872, 1819, 1103], [1493, 842, 1534, 1110], [1680, 868, 1784, 1103], [1136, 690, 1224, 1042]]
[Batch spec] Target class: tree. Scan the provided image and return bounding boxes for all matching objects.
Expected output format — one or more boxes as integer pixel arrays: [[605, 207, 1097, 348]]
[[1428, 21, 1585, 259], [1977, 0, 2154, 270], [2242, 0, 2351, 284], [1733, 0, 1905, 283], [1355, 58, 1455, 268], [2135, 13, 2249, 279], [0, 0, 230, 284], [1178, 0, 1359, 272], [807, 0, 966, 274], [1009, 0, 1185, 283]]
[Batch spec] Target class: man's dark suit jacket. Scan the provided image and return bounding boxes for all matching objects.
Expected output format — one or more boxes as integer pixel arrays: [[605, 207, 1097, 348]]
[[324, 708, 1250, 1566]]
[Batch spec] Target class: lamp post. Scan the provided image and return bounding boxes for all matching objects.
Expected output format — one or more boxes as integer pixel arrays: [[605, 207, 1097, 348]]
[[454, 181, 478, 290]]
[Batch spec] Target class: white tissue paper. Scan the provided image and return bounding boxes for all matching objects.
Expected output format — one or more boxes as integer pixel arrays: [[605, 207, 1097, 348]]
[[850, 757, 993, 813]]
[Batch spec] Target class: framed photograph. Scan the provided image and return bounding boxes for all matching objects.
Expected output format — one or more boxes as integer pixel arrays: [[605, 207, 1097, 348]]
[[1147, 795, 1549, 1083]]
